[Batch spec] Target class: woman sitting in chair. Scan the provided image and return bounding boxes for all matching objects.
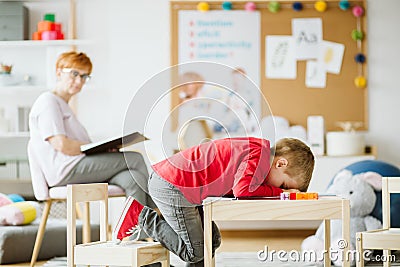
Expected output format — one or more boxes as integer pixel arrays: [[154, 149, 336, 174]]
[[28, 51, 155, 209]]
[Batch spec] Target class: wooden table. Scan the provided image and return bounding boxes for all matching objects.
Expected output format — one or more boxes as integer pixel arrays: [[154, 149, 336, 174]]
[[203, 197, 350, 267]]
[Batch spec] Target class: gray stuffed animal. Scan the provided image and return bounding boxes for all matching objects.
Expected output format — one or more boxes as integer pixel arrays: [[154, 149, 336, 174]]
[[301, 170, 383, 266]]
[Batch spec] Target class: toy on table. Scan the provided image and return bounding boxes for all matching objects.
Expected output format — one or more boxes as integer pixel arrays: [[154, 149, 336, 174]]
[[235, 192, 320, 200], [280, 192, 319, 200]]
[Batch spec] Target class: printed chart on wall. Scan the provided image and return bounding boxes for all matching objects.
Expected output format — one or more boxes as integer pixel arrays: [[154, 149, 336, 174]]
[[177, 10, 261, 136]]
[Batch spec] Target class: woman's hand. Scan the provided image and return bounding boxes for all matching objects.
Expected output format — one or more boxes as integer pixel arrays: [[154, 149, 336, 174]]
[[48, 134, 85, 156]]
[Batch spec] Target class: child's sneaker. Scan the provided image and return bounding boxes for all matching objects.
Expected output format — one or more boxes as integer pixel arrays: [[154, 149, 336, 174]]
[[113, 196, 144, 241]]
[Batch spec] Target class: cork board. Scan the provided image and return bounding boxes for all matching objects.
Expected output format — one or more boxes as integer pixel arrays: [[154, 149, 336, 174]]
[[170, 0, 368, 131]]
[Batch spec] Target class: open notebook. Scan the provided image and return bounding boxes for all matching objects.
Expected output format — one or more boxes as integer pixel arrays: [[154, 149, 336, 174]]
[[80, 132, 148, 155]]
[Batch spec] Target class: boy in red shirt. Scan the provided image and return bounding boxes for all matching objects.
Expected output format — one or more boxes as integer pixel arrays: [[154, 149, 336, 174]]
[[114, 137, 314, 266]]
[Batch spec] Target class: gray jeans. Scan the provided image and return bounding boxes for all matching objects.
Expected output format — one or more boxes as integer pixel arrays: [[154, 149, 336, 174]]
[[55, 151, 156, 208], [140, 172, 221, 266]]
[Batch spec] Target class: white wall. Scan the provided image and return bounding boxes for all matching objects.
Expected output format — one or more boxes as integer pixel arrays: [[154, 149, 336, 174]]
[[365, 0, 400, 166], [76, 0, 400, 166]]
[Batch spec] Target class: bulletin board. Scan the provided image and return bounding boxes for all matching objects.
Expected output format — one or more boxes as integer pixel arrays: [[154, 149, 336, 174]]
[[170, 0, 368, 131]]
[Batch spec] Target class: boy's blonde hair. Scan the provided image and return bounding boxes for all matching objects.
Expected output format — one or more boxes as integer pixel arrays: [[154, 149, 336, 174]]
[[56, 51, 92, 74], [274, 138, 315, 191]]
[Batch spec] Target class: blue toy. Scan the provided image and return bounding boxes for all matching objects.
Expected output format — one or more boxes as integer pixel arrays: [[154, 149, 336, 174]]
[[7, 194, 25, 203]]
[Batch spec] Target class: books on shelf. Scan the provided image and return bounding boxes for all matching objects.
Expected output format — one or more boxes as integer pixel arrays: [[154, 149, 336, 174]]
[[80, 132, 148, 155]]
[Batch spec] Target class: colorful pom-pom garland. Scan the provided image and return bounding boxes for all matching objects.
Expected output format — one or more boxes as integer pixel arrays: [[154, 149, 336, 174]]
[[354, 76, 367, 89], [314, 1, 327, 12], [351, 29, 364, 41], [268, 1, 281, 13], [222, 1, 232, 10], [292, 2, 303, 11], [339, 0, 350, 10], [193, 0, 365, 17], [194, 0, 366, 18], [197, 2, 210, 12], [244, 2, 257, 11], [194, 0, 367, 90], [354, 53, 366, 64], [352, 5, 364, 17]]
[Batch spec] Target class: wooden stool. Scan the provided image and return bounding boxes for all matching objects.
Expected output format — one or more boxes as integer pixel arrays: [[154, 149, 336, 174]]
[[203, 197, 350, 267], [67, 183, 169, 267]]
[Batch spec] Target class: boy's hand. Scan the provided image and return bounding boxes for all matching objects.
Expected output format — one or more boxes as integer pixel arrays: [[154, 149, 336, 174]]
[[282, 189, 300, 193]]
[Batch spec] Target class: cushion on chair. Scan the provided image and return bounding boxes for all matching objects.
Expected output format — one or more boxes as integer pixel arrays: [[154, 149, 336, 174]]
[[106, 184, 126, 196], [0, 219, 100, 264], [329, 160, 400, 228], [49, 184, 125, 199]]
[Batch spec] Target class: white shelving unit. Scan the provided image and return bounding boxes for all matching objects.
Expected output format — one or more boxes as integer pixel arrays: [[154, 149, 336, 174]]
[[0, 0, 80, 131], [0, 0, 81, 190], [0, 85, 47, 93], [0, 39, 88, 47]]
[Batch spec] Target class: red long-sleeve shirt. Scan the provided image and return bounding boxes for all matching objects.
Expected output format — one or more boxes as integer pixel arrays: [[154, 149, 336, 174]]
[[152, 137, 283, 204]]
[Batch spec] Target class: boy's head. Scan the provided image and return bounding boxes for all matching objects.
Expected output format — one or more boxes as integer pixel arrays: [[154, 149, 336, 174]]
[[268, 138, 315, 191]]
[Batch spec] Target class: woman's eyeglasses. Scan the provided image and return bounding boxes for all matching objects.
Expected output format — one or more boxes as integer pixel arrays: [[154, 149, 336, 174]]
[[62, 68, 91, 82]]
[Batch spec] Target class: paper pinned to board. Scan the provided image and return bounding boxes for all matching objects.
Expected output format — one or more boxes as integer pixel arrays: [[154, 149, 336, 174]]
[[319, 40, 345, 74], [265, 35, 297, 79], [305, 60, 326, 88], [292, 18, 323, 60]]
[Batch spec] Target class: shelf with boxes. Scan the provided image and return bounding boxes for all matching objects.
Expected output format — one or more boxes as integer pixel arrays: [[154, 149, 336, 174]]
[[0, 0, 73, 40], [0, 0, 80, 88], [0, 1, 70, 41], [0, 0, 85, 128], [0, 0, 83, 185], [0, 1, 29, 41]]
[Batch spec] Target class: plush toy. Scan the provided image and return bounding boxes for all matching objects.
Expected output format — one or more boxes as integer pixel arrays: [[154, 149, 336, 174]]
[[0, 193, 39, 226], [301, 170, 383, 266], [344, 160, 400, 228]]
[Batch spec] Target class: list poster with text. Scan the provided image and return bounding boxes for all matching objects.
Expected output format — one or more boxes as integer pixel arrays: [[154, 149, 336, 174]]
[[178, 11, 261, 136]]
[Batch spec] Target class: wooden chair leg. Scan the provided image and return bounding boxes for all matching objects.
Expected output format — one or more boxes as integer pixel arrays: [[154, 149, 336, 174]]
[[356, 232, 364, 267], [161, 259, 169, 267], [82, 202, 91, 243], [75, 202, 83, 219], [75, 202, 91, 243], [383, 250, 390, 267], [30, 200, 52, 267], [323, 219, 331, 266], [107, 223, 112, 240], [161, 251, 170, 267]]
